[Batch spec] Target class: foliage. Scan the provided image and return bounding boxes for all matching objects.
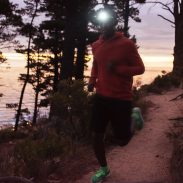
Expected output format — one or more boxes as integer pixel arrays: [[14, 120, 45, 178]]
[[13, 131, 63, 178], [0, 80, 93, 178], [0, 123, 65, 179], [0, 0, 22, 50], [50, 80, 93, 142], [89, 0, 144, 38], [15, 0, 41, 130], [0, 127, 27, 144], [132, 71, 181, 115], [0, 51, 7, 64], [0, 148, 15, 176], [39, 0, 65, 90], [140, 72, 181, 94], [14, 0, 146, 128]]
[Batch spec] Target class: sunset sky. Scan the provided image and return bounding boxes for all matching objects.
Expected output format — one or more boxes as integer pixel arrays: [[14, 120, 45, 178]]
[[130, 2, 174, 69], [3, 1, 174, 70]]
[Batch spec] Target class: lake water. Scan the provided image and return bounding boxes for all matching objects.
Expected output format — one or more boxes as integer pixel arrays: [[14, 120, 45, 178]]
[[0, 65, 172, 127], [0, 67, 49, 128]]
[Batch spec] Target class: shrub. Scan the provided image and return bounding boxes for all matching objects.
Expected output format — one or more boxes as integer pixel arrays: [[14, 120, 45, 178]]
[[142, 72, 181, 94], [13, 130, 64, 178], [0, 128, 27, 143], [0, 149, 15, 176], [50, 80, 93, 142]]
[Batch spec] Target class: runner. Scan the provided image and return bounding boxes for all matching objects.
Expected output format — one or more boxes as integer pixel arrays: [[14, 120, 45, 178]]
[[88, 6, 145, 183]]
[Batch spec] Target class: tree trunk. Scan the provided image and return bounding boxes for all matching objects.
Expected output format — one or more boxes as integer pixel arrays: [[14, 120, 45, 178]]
[[32, 89, 39, 124], [60, 30, 75, 79], [123, 0, 130, 37], [32, 51, 40, 125], [49, 53, 59, 120], [60, 1, 78, 80], [53, 53, 59, 91], [173, 1, 183, 75], [49, 27, 60, 119], [75, 41, 86, 79], [75, 11, 88, 79]]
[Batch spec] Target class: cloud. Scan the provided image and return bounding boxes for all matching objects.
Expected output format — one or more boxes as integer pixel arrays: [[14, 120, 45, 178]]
[[129, 3, 174, 60]]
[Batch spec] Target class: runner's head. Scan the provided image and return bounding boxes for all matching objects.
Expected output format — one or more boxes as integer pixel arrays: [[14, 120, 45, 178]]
[[96, 7, 117, 35]]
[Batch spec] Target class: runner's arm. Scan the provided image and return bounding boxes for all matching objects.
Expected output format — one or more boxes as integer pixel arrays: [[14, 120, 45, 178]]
[[89, 58, 98, 87], [115, 41, 145, 77]]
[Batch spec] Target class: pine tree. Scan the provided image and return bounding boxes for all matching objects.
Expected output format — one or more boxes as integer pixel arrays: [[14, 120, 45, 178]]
[[0, 0, 22, 63], [15, 0, 41, 130], [60, 1, 78, 80], [39, 0, 66, 92], [75, 1, 91, 79], [109, 0, 146, 38], [19, 39, 50, 124]]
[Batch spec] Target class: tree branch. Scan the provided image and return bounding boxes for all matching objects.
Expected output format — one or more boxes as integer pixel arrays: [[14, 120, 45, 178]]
[[158, 14, 175, 24], [162, 6, 172, 12], [169, 93, 183, 101], [146, 1, 174, 16], [0, 44, 16, 49]]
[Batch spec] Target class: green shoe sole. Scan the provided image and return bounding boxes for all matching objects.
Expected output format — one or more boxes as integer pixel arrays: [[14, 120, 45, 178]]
[[91, 172, 110, 183]]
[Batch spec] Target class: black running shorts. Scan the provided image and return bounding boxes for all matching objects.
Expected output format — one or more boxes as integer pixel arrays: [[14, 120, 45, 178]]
[[91, 94, 132, 142]]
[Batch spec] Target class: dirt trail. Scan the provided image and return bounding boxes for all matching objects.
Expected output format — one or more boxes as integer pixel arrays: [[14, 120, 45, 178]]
[[75, 88, 183, 183]]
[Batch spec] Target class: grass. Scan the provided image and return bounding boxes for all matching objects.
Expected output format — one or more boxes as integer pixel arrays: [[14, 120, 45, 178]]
[[0, 126, 27, 144], [0, 121, 96, 182], [13, 131, 64, 179], [0, 120, 72, 181]]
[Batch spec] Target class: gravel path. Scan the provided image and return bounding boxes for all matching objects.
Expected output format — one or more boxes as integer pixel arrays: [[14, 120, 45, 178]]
[[75, 88, 183, 183]]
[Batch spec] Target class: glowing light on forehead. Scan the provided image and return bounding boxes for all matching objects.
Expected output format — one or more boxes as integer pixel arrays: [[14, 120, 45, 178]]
[[97, 11, 110, 22]]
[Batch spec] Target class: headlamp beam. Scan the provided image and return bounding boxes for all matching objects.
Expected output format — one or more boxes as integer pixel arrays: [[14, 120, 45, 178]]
[[97, 10, 111, 23]]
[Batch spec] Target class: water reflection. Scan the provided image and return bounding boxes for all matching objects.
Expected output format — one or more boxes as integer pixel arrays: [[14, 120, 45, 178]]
[[0, 67, 49, 127]]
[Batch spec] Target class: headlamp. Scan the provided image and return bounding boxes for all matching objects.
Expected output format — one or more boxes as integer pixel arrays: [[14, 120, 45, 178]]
[[97, 10, 111, 23], [97, 10, 113, 23], [89, 6, 117, 27]]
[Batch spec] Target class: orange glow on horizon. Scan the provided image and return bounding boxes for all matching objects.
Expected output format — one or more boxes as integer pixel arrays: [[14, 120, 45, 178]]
[[141, 54, 173, 69], [2, 52, 173, 70], [2, 52, 54, 67]]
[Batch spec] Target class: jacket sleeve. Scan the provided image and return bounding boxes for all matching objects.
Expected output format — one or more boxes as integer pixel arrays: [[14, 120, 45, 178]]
[[115, 40, 145, 77], [89, 44, 98, 86], [89, 58, 98, 86]]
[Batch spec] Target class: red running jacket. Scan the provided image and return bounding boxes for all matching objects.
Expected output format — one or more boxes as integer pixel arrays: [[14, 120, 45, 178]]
[[89, 32, 145, 100]]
